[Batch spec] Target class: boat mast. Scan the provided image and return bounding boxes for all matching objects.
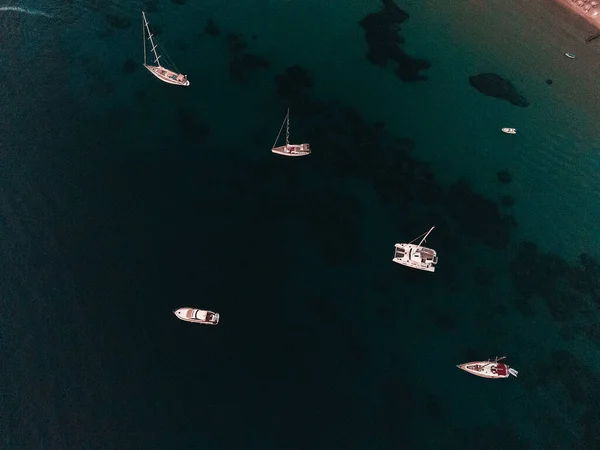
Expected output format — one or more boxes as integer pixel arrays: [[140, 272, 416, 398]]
[[286, 108, 290, 146], [142, 13, 146, 65], [416, 226, 435, 249], [142, 11, 161, 67]]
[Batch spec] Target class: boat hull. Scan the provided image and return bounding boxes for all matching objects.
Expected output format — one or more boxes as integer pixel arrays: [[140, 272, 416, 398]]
[[272, 143, 310, 157], [457, 361, 511, 379], [501, 128, 516, 134], [393, 243, 437, 272], [174, 307, 219, 325], [144, 64, 190, 86]]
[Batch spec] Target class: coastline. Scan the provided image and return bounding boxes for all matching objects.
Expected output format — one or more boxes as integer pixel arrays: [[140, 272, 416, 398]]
[[556, 0, 600, 30]]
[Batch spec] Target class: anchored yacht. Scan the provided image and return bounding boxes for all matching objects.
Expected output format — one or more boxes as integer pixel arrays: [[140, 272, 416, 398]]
[[457, 356, 518, 379], [173, 307, 219, 325], [393, 226, 438, 272]]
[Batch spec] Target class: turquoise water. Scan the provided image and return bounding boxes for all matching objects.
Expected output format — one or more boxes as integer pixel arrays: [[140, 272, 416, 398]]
[[2, 0, 600, 448]]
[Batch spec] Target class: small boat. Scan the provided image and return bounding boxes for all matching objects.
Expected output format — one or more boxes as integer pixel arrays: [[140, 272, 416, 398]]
[[457, 356, 518, 379], [501, 128, 516, 134], [271, 108, 311, 157], [393, 226, 438, 272], [173, 307, 219, 325], [565, 53, 576, 59], [142, 11, 190, 86]]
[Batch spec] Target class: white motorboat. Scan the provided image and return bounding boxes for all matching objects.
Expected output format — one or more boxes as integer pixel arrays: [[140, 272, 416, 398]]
[[457, 356, 518, 379], [501, 128, 516, 134], [173, 307, 219, 325], [393, 226, 438, 272], [271, 108, 311, 157], [565, 53, 575, 59]]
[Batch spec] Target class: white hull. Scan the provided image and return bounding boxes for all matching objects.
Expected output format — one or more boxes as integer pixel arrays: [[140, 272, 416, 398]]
[[272, 143, 311, 157], [393, 243, 437, 272], [501, 128, 516, 134], [174, 307, 219, 325], [457, 360, 518, 379], [144, 64, 190, 86]]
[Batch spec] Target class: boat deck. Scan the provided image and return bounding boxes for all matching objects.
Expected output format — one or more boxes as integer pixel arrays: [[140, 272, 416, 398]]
[[145, 64, 190, 86]]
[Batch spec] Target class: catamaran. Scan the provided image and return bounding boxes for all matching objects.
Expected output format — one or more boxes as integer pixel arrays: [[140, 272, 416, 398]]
[[142, 11, 190, 86], [393, 226, 438, 272], [457, 356, 518, 379], [173, 307, 219, 325], [272, 108, 310, 157]]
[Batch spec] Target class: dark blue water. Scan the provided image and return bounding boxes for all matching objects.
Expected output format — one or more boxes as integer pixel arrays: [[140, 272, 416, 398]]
[[2, 0, 600, 448]]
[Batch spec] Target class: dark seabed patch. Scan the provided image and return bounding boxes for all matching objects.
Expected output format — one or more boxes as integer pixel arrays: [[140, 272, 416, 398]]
[[106, 14, 131, 30], [360, 0, 431, 82], [205, 19, 220, 37], [224, 33, 269, 81], [123, 58, 136, 74], [469, 73, 529, 107], [497, 170, 512, 184], [510, 241, 600, 323], [500, 194, 515, 207]]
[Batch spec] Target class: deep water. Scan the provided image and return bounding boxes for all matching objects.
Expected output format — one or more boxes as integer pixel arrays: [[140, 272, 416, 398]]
[[2, 0, 600, 448]]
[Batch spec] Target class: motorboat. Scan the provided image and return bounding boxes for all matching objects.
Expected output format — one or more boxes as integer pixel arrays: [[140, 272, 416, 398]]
[[457, 356, 518, 379], [565, 53, 575, 59], [393, 226, 438, 272], [173, 307, 219, 325], [501, 128, 516, 134]]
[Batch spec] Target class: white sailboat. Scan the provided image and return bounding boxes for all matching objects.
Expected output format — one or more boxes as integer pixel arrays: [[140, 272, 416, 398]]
[[393, 226, 438, 272], [142, 11, 190, 86], [457, 356, 519, 379], [272, 108, 310, 157]]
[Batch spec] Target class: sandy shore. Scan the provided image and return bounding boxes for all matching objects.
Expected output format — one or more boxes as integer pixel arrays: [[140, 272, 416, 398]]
[[556, 0, 600, 30]]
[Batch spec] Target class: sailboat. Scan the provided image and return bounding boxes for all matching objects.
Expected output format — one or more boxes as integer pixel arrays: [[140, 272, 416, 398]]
[[393, 226, 438, 272], [271, 108, 311, 157], [142, 11, 190, 86], [457, 356, 519, 379]]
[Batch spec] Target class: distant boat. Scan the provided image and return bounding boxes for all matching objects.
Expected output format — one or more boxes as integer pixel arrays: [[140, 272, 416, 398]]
[[565, 53, 576, 59], [501, 128, 516, 134], [393, 226, 438, 272], [174, 307, 219, 325], [142, 11, 190, 86], [271, 108, 311, 157], [457, 356, 518, 379]]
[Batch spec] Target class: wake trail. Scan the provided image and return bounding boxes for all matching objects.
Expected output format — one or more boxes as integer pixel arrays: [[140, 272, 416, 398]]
[[0, 6, 53, 18]]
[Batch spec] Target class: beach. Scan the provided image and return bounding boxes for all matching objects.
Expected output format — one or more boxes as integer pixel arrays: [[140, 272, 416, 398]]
[[556, 0, 600, 29]]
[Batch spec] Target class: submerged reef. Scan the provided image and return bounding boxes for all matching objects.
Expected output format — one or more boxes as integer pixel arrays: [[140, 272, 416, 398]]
[[360, 0, 431, 82], [469, 73, 529, 107], [105, 14, 131, 30], [225, 33, 269, 81], [205, 19, 220, 37], [497, 170, 512, 184], [510, 242, 600, 322], [270, 66, 515, 259]]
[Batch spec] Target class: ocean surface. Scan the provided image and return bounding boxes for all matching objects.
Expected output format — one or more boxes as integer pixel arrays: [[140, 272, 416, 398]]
[[2, 0, 600, 448]]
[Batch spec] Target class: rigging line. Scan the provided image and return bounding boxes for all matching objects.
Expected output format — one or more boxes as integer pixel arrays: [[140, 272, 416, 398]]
[[408, 231, 428, 245], [272, 111, 289, 149], [285, 108, 290, 146]]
